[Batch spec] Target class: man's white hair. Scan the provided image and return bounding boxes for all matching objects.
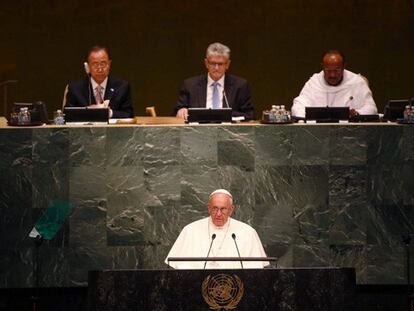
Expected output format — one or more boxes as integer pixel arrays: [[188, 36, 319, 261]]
[[206, 42, 231, 59], [209, 189, 233, 205]]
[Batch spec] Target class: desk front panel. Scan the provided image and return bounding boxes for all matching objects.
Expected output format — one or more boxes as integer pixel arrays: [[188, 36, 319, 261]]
[[0, 122, 413, 287]]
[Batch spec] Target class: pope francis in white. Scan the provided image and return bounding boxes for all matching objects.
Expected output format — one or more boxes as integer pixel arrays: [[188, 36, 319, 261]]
[[292, 50, 378, 118], [165, 189, 268, 269]]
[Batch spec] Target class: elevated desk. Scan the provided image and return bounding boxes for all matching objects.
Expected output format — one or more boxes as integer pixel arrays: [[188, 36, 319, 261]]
[[88, 268, 356, 311], [0, 117, 413, 287]]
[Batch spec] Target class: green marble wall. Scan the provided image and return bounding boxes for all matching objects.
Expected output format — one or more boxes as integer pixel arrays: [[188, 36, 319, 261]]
[[0, 124, 413, 287]]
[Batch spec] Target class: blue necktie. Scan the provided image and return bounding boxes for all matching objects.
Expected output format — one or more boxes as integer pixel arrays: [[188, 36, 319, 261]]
[[212, 82, 220, 109]]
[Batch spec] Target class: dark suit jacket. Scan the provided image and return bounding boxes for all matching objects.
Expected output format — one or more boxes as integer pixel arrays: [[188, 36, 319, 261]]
[[65, 76, 133, 118], [174, 74, 254, 120]]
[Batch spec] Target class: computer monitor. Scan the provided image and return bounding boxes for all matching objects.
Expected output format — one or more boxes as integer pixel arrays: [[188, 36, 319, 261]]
[[187, 108, 232, 123], [64, 107, 109, 124], [383, 99, 410, 121], [11, 102, 49, 124], [305, 107, 349, 122]]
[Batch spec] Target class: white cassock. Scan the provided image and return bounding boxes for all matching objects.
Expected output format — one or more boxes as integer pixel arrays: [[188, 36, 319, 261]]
[[165, 217, 268, 269], [291, 69, 378, 118]]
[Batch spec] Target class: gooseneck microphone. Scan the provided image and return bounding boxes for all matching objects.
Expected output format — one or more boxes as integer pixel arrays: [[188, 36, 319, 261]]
[[84, 62, 92, 105], [203, 234, 216, 269], [222, 90, 230, 108], [232, 233, 244, 269]]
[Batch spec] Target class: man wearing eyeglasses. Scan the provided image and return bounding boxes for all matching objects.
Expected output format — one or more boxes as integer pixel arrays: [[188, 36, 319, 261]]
[[65, 46, 133, 118], [165, 189, 267, 269], [291, 50, 377, 118], [174, 42, 254, 121]]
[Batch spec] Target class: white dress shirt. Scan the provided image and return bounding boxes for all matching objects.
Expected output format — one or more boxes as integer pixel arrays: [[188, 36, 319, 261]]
[[206, 74, 225, 109], [90, 77, 113, 118], [91, 77, 108, 102]]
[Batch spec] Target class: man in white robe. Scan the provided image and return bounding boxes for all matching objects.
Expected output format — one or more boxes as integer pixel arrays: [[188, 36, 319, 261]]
[[165, 189, 268, 269], [291, 50, 378, 118]]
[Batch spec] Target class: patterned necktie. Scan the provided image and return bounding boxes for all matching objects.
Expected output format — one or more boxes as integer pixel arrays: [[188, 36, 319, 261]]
[[95, 85, 103, 104], [212, 82, 220, 109]]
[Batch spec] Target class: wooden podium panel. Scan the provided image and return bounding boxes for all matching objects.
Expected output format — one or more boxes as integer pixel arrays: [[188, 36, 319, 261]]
[[88, 268, 355, 310]]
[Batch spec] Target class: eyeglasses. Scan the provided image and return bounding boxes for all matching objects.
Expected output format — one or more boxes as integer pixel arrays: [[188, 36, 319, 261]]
[[210, 207, 229, 215], [90, 61, 109, 69], [323, 68, 343, 74], [207, 61, 226, 68]]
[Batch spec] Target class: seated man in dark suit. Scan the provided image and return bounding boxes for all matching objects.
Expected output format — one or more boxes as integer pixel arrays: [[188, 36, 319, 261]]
[[175, 42, 254, 121], [65, 46, 133, 118]]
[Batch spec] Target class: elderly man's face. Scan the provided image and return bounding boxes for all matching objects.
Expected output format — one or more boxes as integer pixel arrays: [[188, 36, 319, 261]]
[[88, 50, 111, 84], [204, 55, 230, 81], [208, 193, 234, 227], [322, 53, 345, 86]]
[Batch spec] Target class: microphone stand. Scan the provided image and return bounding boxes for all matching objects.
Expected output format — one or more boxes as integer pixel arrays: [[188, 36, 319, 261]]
[[83, 62, 92, 105], [222, 90, 230, 108], [203, 234, 216, 269], [88, 75, 92, 106], [27, 200, 73, 311], [31, 235, 43, 311], [232, 233, 243, 269]]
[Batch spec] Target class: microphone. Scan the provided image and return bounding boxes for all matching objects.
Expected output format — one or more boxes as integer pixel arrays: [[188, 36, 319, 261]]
[[83, 62, 92, 105], [232, 233, 243, 269], [203, 234, 216, 269], [83, 62, 90, 75], [222, 90, 230, 108]]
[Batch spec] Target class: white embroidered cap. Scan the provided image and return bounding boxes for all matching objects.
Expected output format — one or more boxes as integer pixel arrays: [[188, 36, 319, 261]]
[[209, 189, 233, 199]]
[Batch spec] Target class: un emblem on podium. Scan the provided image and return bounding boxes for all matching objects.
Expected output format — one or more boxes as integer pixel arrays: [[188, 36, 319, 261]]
[[201, 274, 244, 310]]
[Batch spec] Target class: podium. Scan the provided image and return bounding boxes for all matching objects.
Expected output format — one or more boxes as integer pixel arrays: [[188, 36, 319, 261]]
[[88, 268, 355, 310]]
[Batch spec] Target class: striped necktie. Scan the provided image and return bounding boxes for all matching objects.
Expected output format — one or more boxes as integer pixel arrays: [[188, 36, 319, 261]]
[[212, 82, 220, 109], [95, 85, 103, 104]]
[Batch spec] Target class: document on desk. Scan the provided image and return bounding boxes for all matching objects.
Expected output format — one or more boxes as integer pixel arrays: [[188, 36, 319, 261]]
[[232, 116, 245, 122], [109, 118, 135, 124]]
